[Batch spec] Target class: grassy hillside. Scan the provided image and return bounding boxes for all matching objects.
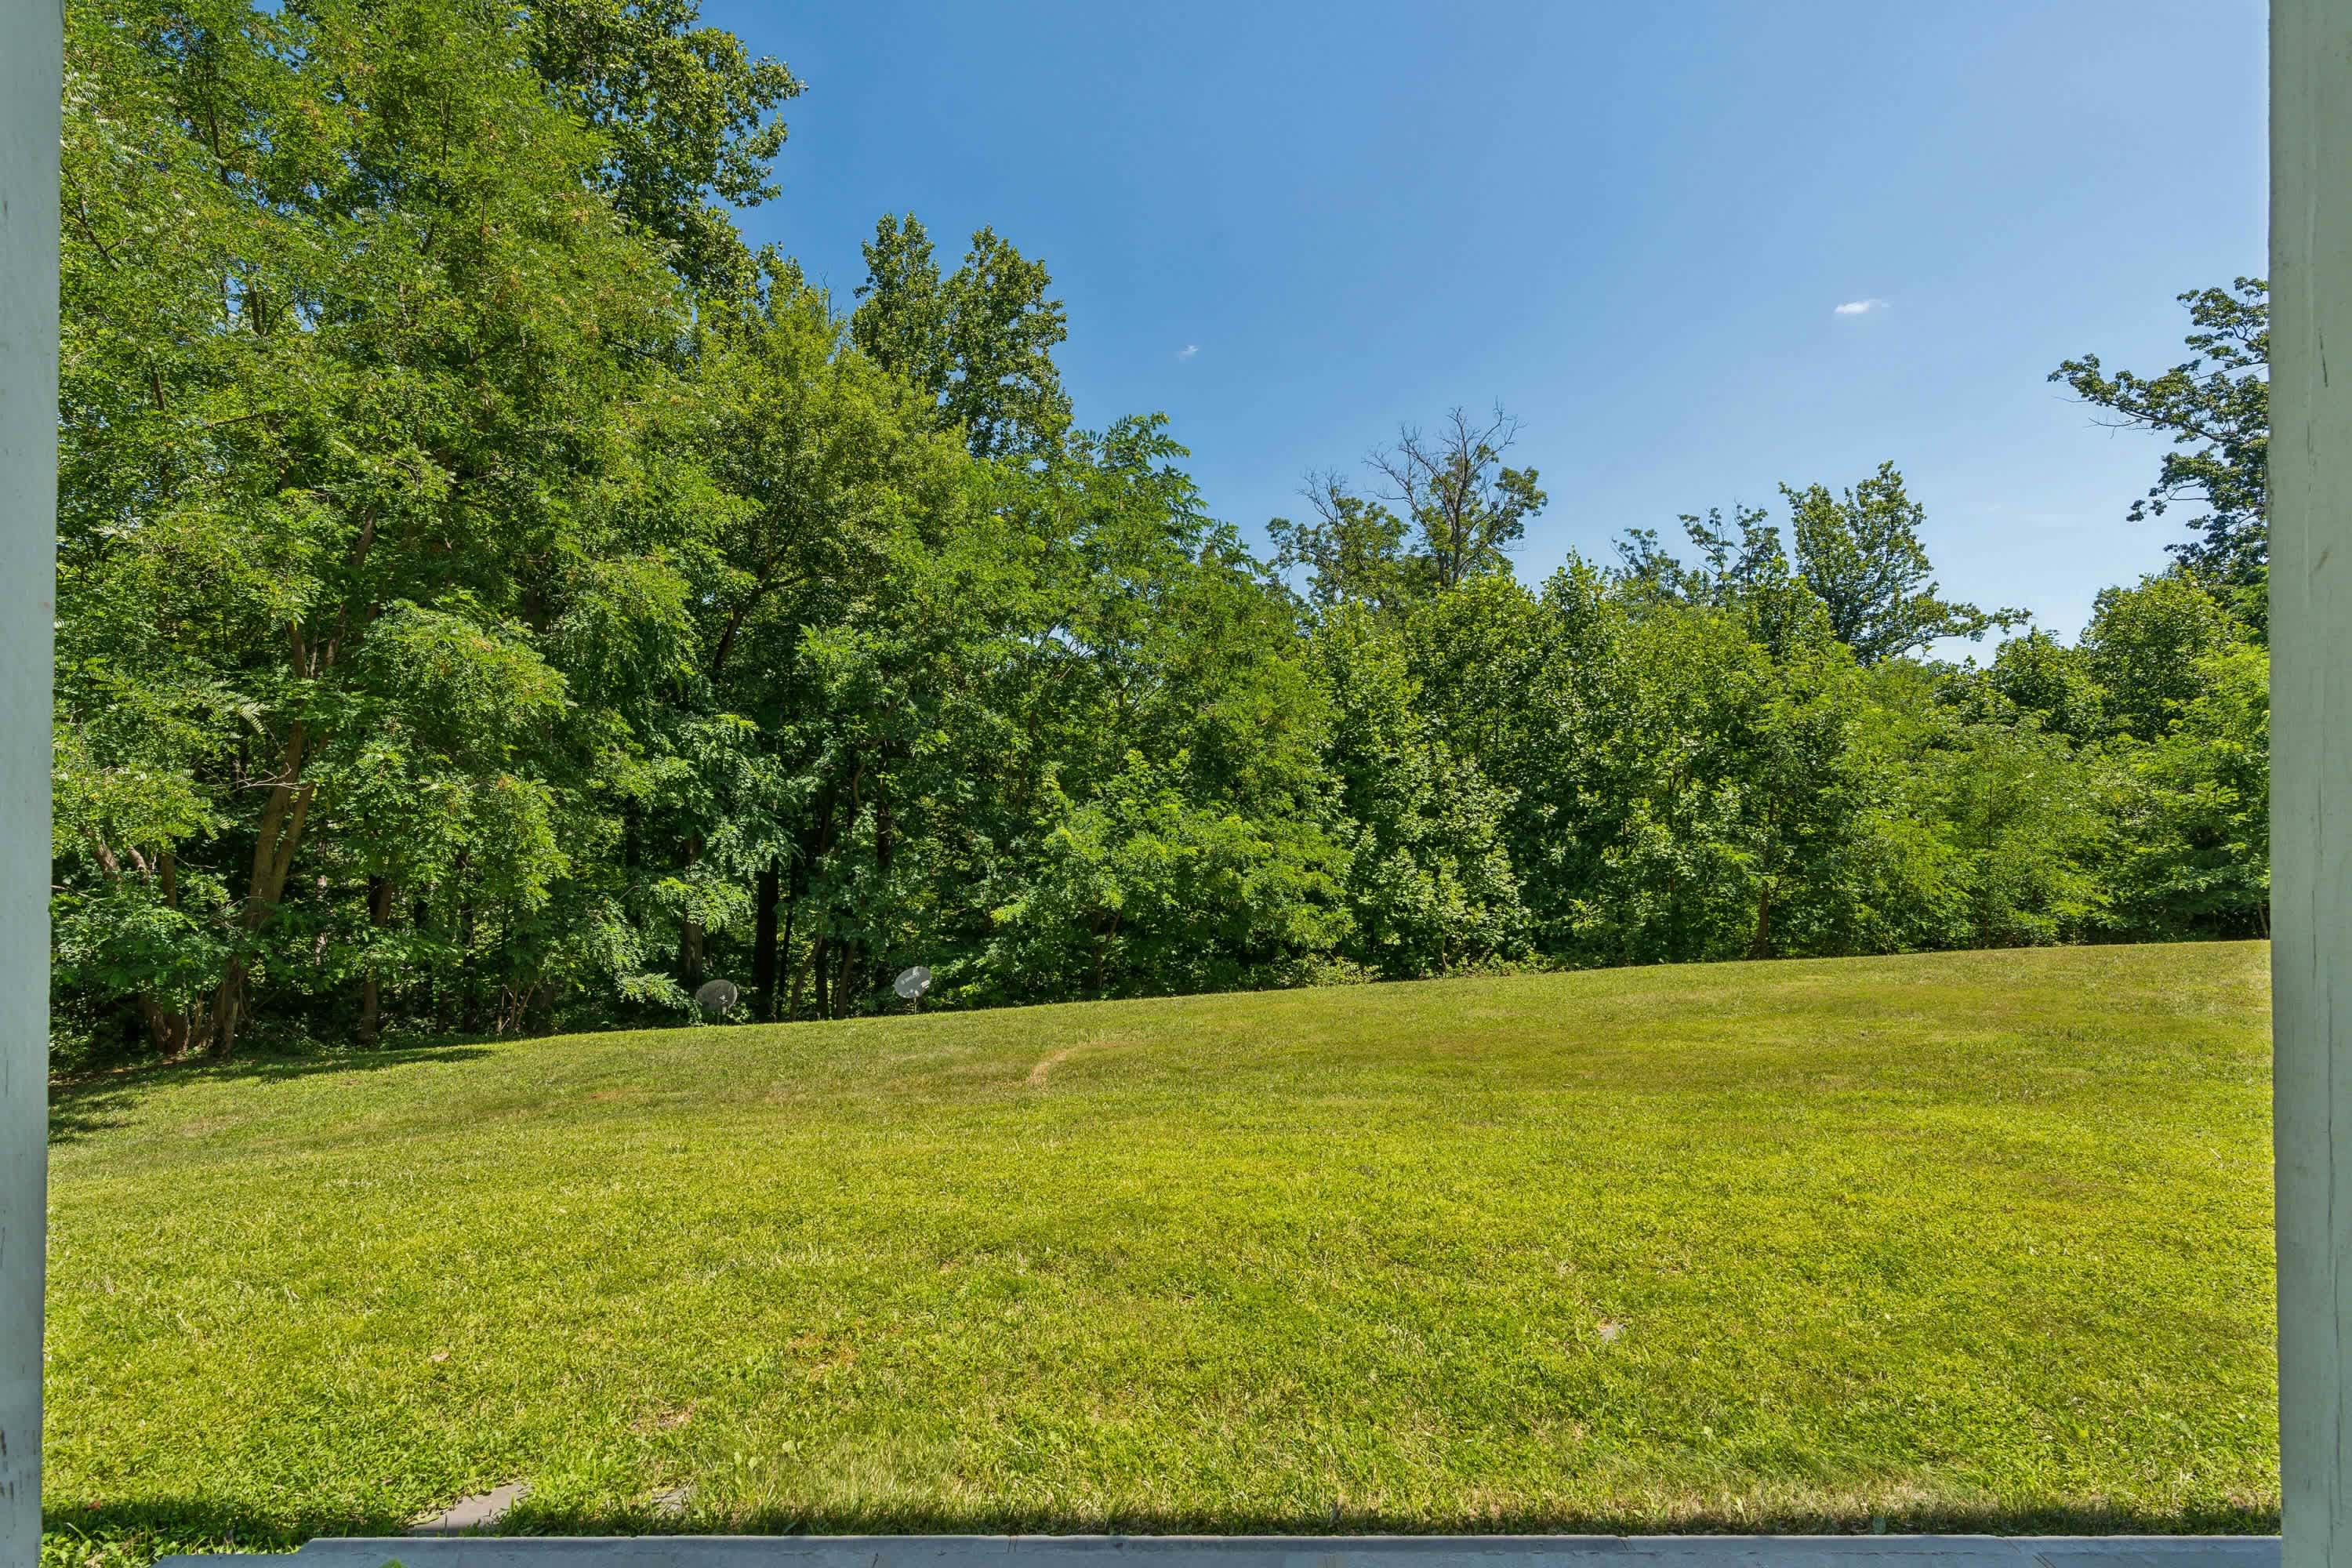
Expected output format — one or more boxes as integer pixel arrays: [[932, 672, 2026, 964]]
[[43, 943, 2277, 1562]]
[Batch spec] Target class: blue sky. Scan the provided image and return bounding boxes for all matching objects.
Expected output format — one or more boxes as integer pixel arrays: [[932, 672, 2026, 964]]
[[708, 0, 2267, 644]]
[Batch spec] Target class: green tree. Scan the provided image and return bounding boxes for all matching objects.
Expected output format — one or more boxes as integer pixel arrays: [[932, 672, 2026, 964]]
[[984, 753, 1348, 1000], [56, 0, 681, 1052], [2078, 571, 2244, 743], [851, 213, 1073, 463], [2052, 278, 2270, 598], [1276, 406, 1545, 606], [667, 269, 978, 1020], [1918, 719, 2104, 948], [1783, 463, 2020, 664], [525, 0, 804, 297], [1267, 475, 1415, 612], [2100, 644, 2270, 938], [1312, 603, 1527, 976], [1980, 629, 2107, 746], [1370, 406, 1547, 591]]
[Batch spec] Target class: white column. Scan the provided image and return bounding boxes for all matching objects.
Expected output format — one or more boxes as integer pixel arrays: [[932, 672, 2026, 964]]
[[0, 0, 59, 1560], [2275, 2, 2352, 1564]]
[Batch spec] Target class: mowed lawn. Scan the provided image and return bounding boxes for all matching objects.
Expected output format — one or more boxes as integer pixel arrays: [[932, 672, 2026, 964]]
[[44, 942, 2276, 1560]]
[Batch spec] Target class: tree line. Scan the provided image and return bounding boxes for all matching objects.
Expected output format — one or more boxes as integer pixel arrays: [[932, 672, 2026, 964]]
[[49, 0, 2272, 1063]]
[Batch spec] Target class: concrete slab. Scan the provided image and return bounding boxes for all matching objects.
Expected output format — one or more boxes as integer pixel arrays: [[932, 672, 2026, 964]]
[[151, 1533, 2283, 1568], [408, 1482, 531, 1536]]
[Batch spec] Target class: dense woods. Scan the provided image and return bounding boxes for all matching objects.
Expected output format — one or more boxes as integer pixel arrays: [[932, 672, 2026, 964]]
[[50, 0, 2273, 1063]]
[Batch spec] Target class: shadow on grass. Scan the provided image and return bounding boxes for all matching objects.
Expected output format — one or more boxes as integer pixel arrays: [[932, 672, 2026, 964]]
[[42, 1496, 2284, 1563], [47, 1044, 495, 1146]]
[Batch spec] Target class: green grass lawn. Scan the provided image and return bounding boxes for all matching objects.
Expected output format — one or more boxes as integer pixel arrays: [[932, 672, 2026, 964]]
[[42, 942, 2278, 1563]]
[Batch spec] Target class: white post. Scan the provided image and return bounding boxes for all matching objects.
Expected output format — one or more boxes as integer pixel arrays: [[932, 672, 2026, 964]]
[[0, 0, 59, 1560], [2275, 2, 2352, 1564]]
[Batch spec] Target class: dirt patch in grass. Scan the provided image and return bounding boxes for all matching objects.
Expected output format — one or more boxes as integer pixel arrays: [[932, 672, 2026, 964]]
[[1025, 1035, 1135, 1087], [1026, 1046, 1080, 1087]]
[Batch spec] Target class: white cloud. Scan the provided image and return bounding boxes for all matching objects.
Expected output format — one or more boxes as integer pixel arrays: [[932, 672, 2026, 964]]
[[1834, 298, 1887, 316], [1177, 343, 1198, 360]]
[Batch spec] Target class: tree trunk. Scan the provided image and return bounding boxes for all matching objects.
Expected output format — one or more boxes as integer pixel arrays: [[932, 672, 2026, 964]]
[[459, 900, 477, 1033], [677, 834, 706, 987], [413, 895, 439, 1035], [358, 875, 394, 1047], [1748, 798, 1780, 962], [207, 955, 252, 1057], [833, 938, 856, 1017], [136, 996, 197, 1058], [785, 914, 812, 1023], [752, 858, 781, 1019], [205, 727, 314, 1058]]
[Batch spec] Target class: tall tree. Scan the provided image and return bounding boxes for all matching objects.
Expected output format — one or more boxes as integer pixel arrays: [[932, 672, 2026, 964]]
[[1266, 474, 1414, 612], [525, 0, 804, 298], [2051, 278, 2270, 596], [2078, 569, 2245, 743], [685, 277, 974, 1020], [1370, 406, 1546, 592], [55, 0, 682, 1052], [1275, 405, 1544, 606], [2100, 642, 2270, 938], [1784, 463, 2019, 665], [851, 213, 1073, 463], [1313, 601, 1526, 976], [1617, 503, 1788, 609]]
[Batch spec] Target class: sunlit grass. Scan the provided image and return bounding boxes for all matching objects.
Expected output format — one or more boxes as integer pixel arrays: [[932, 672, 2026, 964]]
[[42, 942, 2276, 1563]]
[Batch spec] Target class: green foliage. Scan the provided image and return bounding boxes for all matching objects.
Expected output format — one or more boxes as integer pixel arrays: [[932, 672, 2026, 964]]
[[2053, 278, 2270, 601], [1981, 629, 2107, 745], [1269, 407, 1544, 608], [1370, 407, 1547, 592], [1912, 718, 2107, 948], [57, 0, 682, 1054], [2081, 568, 2247, 742], [985, 753, 1350, 1000], [851, 212, 1073, 463], [1312, 604, 1528, 977], [1784, 462, 2022, 663], [1267, 477, 1416, 612], [526, 0, 805, 296], [2100, 643, 2271, 938], [50, 0, 2274, 1066]]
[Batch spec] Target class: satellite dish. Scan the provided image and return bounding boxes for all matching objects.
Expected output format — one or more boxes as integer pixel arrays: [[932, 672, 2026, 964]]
[[694, 978, 739, 1018], [892, 965, 933, 1002]]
